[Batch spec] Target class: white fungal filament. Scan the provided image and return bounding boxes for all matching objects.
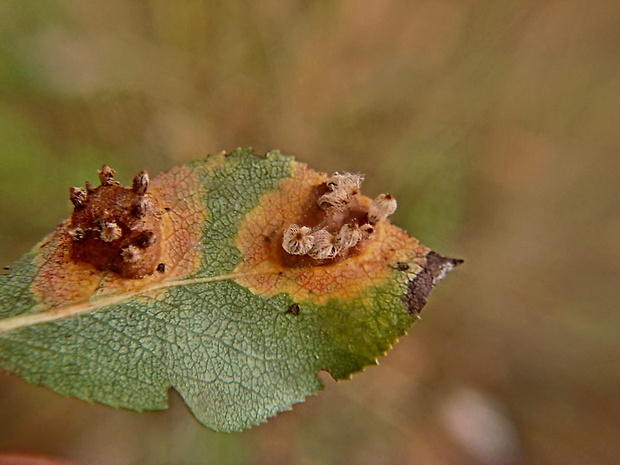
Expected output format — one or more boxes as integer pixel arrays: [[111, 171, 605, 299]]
[[281, 174, 396, 263], [326, 172, 364, 194], [121, 245, 141, 263], [318, 172, 365, 210], [335, 223, 363, 250], [282, 224, 314, 255], [100, 222, 122, 242], [318, 189, 351, 210], [308, 229, 340, 260], [368, 193, 397, 223]]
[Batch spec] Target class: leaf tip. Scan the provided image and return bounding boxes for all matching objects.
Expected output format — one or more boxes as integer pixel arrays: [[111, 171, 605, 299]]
[[403, 251, 463, 316]]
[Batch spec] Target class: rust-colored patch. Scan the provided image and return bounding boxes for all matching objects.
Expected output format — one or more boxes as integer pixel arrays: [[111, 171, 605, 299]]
[[69, 182, 162, 279], [234, 162, 430, 304], [31, 165, 206, 307]]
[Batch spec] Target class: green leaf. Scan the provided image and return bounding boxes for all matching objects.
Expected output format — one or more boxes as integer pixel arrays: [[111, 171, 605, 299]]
[[0, 148, 460, 431]]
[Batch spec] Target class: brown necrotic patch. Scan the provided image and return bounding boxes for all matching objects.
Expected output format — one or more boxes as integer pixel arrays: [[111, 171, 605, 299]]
[[234, 162, 431, 304], [31, 164, 206, 307], [403, 252, 464, 315]]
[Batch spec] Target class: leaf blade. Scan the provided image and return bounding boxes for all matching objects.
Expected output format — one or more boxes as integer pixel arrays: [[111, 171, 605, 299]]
[[0, 148, 460, 431]]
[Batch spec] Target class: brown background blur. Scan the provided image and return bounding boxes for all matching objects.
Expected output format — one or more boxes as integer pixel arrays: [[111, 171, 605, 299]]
[[1, 1, 619, 464]]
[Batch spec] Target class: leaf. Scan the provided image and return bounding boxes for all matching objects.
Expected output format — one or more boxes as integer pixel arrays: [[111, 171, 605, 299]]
[[0, 148, 461, 431]]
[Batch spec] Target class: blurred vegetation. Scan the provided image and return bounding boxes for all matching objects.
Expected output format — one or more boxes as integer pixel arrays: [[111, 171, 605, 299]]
[[1, 1, 619, 464]]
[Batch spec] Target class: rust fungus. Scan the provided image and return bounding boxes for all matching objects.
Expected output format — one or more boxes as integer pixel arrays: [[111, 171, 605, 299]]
[[132, 197, 149, 219], [282, 224, 314, 255], [85, 180, 96, 195], [32, 163, 205, 307], [234, 163, 422, 304], [317, 172, 363, 211], [69, 187, 88, 207], [275, 171, 399, 268], [98, 164, 118, 186], [368, 193, 397, 224], [132, 170, 150, 195], [68, 165, 162, 279]]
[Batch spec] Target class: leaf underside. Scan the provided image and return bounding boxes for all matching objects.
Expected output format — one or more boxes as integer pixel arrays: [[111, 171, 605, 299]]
[[0, 149, 460, 432]]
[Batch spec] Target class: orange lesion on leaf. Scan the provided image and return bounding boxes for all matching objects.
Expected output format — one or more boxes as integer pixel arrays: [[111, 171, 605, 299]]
[[31, 165, 206, 307], [234, 162, 430, 304]]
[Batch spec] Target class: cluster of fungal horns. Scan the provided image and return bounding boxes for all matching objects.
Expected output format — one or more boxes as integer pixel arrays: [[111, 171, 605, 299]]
[[282, 172, 397, 262], [67, 165, 163, 279]]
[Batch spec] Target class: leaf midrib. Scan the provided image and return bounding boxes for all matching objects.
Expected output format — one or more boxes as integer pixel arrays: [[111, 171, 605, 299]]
[[0, 272, 256, 334]]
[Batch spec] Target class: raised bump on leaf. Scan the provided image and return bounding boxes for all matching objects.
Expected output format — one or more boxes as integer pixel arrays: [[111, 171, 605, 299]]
[[234, 162, 430, 304], [69, 166, 162, 278], [31, 165, 206, 306]]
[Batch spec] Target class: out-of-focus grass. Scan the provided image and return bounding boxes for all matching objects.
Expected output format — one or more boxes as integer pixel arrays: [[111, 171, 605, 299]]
[[1, 1, 619, 464]]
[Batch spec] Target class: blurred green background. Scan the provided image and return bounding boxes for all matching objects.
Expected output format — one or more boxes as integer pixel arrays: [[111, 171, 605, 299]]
[[1, 1, 619, 464]]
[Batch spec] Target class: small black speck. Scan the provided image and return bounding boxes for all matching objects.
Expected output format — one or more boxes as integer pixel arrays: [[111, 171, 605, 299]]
[[164, 207, 171, 211], [157, 263, 166, 273], [286, 303, 301, 316], [3, 266, 10, 271], [395, 262, 409, 271], [278, 271, 284, 276]]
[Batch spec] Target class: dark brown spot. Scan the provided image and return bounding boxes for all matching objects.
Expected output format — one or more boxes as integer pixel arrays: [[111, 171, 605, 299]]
[[286, 303, 301, 315], [135, 230, 156, 248], [360, 224, 374, 236], [403, 251, 463, 315], [395, 262, 409, 271], [157, 262, 166, 273]]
